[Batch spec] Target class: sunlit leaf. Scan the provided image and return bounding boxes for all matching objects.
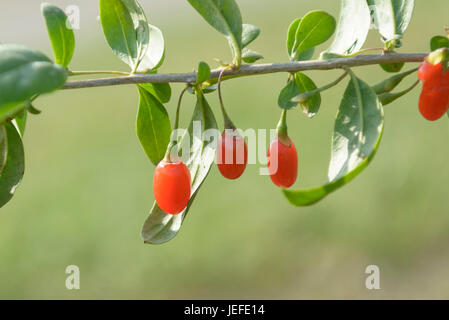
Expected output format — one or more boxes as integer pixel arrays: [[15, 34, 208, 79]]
[[324, 0, 371, 55], [242, 24, 260, 48], [41, 3, 75, 67], [141, 92, 218, 244], [283, 71, 384, 206]]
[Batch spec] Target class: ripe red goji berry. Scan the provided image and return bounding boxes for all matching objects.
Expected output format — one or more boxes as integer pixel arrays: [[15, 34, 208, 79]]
[[153, 159, 191, 215], [418, 61, 449, 121], [267, 136, 298, 188], [217, 130, 248, 180]]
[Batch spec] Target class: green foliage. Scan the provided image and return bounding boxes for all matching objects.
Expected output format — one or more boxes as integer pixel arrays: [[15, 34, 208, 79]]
[[242, 49, 263, 63], [288, 11, 336, 61], [242, 24, 260, 48], [0, 123, 25, 208], [187, 0, 243, 66], [0, 44, 67, 123], [368, 0, 415, 48], [430, 36, 449, 51], [136, 87, 171, 166], [141, 92, 218, 244], [283, 71, 384, 206], [41, 3, 75, 67], [278, 73, 320, 117], [323, 0, 371, 56], [372, 67, 417, 94], [139, 82, 172, 104], [196, 61, 211, 84], [137, 24, 165, 72], [99, 0, 149, 71]]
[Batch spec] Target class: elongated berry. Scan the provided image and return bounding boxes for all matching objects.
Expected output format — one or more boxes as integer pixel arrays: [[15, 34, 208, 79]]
[[153, 159, 191, 214], [217, 130, 248, 180], [267, 137, 298, 188], [418, 61, 449, 121]]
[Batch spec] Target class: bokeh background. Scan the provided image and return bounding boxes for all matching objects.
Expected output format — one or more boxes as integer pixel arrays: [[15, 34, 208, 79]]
[[0, 0, 448, 299]]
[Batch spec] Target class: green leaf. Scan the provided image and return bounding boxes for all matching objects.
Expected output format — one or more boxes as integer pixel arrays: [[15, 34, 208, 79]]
[[141, 92, 218, 244], [187, 0, 243, 66], [242, 24, 260, 48], [290, 10, 336, 61], [431, 36, 449, 51], [278, 79, 300, 110], [295, 72, 321, 118], [41, 3, 75, 67], [196, 61, 211, 84], [0, 126, 7, 174], [242, 48, 263, 63], [368, 0, 415, 47], [278, 73, 320, 117], [0, 123, 25, 208], [283, 72, 384, 206], [380, 61, 405, 73], [139, 82, 171, 103], [99, 0, 149, 71], [137, 24, 165, 72], [0, 44, 67, 123], [372, 67, 417, 94], [14, 109, 27, 137], [136, 86, 171, 165], [323, 0, 371, 55]]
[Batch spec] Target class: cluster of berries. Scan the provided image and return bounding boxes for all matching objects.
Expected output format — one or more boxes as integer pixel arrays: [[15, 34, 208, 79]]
[[152, 125, 298, 215]]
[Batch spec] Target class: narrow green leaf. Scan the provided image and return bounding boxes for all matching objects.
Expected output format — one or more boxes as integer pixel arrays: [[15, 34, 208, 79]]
[[0, 44, 67, 123], [295, 72, 321, 118], [242, 24, 260, 48], [0, 123, 25, 208], [196, 61, 211, 84], [324, 0, 371, 55], [99, 0, 149, 71], [139, 82, 171, 103], [283, 72, 384, 206], [291, 11, 336, 60], [372, 67, 417, 94], [368, 0, 415, 47], [242, 48, 263, 64], [41, 3, 75, 67], [137, 24, 165, 72], [378, 80, 419, 105], [187, 0, 243, 65], [287, 19, 315, 61], [141, 92, 218, 244], [431, 36, 449, 51], [136, 86, 171, 165]]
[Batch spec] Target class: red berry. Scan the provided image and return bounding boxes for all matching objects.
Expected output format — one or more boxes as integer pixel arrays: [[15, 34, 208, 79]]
[[418, 61, 449, 121], [216, 131, 248, 180], [153, 159, 191, 214], [267, 137, 298, 188], [418, 61, 445, 83], [419, 81, 449, 121]]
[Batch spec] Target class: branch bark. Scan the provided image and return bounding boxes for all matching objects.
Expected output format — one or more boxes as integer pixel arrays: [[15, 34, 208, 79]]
[[63, 52, 427, 90]]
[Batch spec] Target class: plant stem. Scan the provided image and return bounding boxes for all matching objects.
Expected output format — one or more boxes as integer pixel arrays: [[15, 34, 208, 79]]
[[62, 53, 428, 90], [68, 70, 131, 76], [218, 66, 235, 129], [174, 86, 189, 130], [276, 109, 290, 146]]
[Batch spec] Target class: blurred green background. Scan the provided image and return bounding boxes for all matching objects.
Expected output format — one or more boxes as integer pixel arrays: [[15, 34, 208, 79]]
[[0, 0, 449, 299]]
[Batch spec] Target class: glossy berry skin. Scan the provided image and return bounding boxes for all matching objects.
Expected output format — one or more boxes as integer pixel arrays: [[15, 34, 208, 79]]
[[418, 61, 449, 121], [216, 131, 248, 180], [267, 137, 298, 188], [153, 159, 191, 215]]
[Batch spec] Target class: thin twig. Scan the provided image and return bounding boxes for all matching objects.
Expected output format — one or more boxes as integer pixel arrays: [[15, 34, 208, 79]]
[[63, 53, 427, 90]]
